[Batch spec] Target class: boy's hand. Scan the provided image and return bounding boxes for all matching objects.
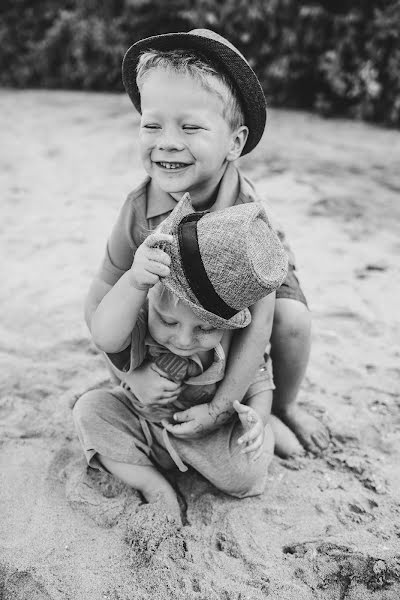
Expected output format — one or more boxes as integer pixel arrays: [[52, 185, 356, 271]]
[[130, 233, 173, 291], [161, 403, 220, 439], [127, 362, 184, 407], [234, 400, 265, 462]]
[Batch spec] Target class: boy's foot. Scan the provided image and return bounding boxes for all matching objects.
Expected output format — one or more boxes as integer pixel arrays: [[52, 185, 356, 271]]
[[269, 415, 305, 458], [275, 406, 330, 454]]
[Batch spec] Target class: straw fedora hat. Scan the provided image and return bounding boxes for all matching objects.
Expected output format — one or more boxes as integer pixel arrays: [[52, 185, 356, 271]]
[[149, 194, 288, 329], [122, 28, 267, 155]]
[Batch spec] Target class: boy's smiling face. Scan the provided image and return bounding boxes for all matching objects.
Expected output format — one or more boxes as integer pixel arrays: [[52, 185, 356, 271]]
[[139, 68, 247, 209]]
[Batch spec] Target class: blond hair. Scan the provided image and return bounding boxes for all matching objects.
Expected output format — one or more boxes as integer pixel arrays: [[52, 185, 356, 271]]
[[136, 48, 245, 131]]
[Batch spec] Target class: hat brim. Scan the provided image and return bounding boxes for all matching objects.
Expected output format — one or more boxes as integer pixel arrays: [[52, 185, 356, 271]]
[[122, 32, 266, 155], [161, 276, 252, 330]]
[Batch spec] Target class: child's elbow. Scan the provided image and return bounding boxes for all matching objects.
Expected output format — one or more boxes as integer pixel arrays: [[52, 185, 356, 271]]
[[90, 329, 126, 355]]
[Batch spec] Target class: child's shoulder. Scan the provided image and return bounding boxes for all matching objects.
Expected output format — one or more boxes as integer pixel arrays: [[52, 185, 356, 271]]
[[236, 167, 264, 205], [125, 175, 150, 209]]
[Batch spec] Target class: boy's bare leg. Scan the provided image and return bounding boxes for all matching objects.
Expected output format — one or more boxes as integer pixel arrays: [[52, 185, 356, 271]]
[[98, 455, 180, 518], [270, 298, 330, 455]]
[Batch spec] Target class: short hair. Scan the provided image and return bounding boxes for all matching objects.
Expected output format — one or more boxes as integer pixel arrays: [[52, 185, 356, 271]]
[[148, 281, 180, 309], [136, 49, 245, 131]]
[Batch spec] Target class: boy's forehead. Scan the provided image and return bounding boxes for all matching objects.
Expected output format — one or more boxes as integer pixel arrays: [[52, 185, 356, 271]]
[[140, 67, 226, 108], [151, 285, 207, 325]]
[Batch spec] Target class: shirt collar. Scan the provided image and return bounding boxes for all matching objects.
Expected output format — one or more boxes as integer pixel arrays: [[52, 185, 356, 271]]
[[146, 178, 179, 219], [145, 162, 257, 220]]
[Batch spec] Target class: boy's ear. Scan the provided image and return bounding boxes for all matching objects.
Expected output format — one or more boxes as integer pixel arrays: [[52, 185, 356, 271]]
[[227, 126, 249, 161]]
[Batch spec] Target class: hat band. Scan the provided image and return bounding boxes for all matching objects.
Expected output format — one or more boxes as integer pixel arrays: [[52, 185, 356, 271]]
[[177, 213, 237, 321]]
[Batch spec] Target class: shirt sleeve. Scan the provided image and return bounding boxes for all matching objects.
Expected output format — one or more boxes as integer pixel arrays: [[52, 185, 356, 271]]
[[104, 304, 149, 379], [97, 193, 145, 286], [243, 355, 275, 401]]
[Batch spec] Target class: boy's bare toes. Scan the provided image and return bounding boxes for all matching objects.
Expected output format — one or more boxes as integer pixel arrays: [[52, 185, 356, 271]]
[[276, 407, 329, 455], [310, 427, 330, 451]]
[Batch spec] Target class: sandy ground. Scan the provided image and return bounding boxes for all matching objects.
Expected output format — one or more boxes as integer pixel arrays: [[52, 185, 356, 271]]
[[1, 89, 400, 599]]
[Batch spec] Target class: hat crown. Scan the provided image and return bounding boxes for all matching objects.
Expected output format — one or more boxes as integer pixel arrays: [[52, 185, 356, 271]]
[[189, 29, 248, 61], [194, 204, 287, 311], [156, 194, 288, 329]]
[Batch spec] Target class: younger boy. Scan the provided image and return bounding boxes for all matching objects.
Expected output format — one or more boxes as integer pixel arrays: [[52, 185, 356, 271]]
[[85, 29, 328, 456], [74, 197, 288, 512]]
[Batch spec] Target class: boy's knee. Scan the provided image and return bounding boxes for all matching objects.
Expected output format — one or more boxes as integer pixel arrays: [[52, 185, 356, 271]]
[[218, 442, 273, 498], [273, 298, 311, 340], [72, 389, 109, 427], [219, 462, 269, 498]]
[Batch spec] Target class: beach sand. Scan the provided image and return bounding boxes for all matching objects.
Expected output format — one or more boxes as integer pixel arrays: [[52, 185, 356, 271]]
[[1, 89, 399, 599]]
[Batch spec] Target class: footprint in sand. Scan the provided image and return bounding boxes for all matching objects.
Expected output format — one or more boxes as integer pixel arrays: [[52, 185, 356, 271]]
[[283, 541, 400, 598], [65, 461, 140, 528], [49, 447, 140, 528], [0, 568, 51, 600]]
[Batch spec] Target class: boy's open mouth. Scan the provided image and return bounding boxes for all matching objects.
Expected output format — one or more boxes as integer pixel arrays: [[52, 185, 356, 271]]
[[156, 161, 190, 170]]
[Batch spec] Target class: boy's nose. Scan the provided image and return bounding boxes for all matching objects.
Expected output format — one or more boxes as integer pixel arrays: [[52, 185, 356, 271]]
[[157, 130, 184, 152], [176, 328, 193, 348]]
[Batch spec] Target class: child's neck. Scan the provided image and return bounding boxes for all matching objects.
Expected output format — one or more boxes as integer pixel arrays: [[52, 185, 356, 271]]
[[170, 167, 227, 211]]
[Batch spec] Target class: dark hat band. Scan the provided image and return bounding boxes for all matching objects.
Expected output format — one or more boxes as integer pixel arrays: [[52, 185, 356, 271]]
[[177, 214, 237, 320]]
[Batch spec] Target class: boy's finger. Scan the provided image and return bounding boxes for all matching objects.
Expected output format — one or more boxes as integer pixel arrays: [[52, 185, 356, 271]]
[[241, 438, 263, 455], [150, 365, 182, 389], [144, 233, 174, 249], [157, 397, 179, 406], [161, 420, 195, 436], [148, 247, 171, 265], [173, 411, 192, 423], [238, 425, 262, 445], [146, 263, 170, 278], [156, 392, 179, 404], [233, 400, 249, 414], [158, 388, 183, 399], [251, 447, 264, 462], [141, 272, 160, 287]]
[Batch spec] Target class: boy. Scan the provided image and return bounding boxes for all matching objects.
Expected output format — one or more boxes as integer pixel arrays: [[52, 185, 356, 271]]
[[74, 197, 288, 512], [85, 29, 328, 456]]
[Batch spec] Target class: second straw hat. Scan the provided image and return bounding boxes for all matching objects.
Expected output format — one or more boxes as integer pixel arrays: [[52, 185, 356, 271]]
[[152, 194, 288, 330]]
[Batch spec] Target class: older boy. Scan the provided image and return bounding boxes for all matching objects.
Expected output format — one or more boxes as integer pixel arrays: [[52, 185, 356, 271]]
[[85, 29, 328, 456], [74, 197, 288, 512]]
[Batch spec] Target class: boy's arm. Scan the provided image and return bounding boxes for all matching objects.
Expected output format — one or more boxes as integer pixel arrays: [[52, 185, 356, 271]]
[[165, 293, 275, 437], [90, 271, 148, 353], [90, 234, 173, 353], [84, 277, 113, 332], [209, 292, 275, 423]]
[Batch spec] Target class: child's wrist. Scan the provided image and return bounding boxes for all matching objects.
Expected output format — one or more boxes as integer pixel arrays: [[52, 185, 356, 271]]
[[208, 401, 235, 424], [127, 269, 151, 292]]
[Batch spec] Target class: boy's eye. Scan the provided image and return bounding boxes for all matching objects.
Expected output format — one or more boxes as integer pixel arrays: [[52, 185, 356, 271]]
[[183, 125, 200, 131], [142, 123, 160, 130], [160, 316, 177, 327], [199, 326, 215, 334]]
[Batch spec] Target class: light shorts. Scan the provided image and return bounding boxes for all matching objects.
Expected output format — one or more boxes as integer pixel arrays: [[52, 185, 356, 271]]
[[73, 361, 275, 499]]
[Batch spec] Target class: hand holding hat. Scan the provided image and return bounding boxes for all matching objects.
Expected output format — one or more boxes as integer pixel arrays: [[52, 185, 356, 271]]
[[129, 232, 174, 291]]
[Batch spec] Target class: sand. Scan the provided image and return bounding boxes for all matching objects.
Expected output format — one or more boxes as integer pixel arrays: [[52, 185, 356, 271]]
[[1, 89, 399, 599]]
